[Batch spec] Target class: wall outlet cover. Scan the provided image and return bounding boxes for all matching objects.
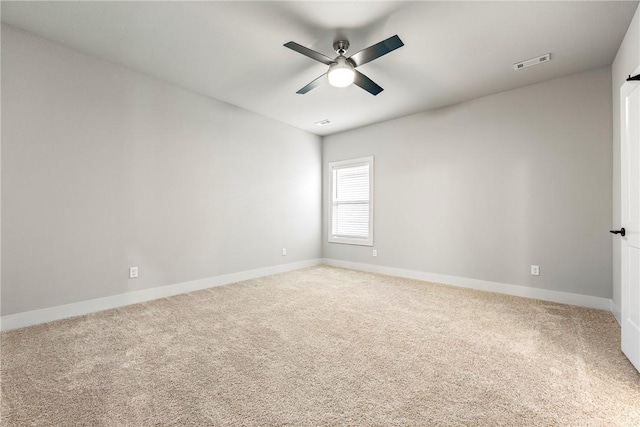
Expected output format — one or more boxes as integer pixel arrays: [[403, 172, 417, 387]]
[[129, 266, 139, 279]]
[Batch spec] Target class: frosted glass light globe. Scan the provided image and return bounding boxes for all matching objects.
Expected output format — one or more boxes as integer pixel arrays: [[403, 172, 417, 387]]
[[328, 57, 355, 88]]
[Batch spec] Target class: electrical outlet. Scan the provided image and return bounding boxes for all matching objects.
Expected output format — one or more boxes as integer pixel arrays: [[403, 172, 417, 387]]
[[129, 266, 139, 279], [372, 249, 377, 257], [282, 248, 286, 256], [530, 265, 540, 276]]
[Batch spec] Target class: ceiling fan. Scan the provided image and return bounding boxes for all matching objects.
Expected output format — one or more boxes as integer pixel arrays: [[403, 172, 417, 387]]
[[284, 35, 404, 96]]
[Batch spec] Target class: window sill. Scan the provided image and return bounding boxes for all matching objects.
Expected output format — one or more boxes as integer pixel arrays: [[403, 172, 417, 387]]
[[328, 237, 374, 247]]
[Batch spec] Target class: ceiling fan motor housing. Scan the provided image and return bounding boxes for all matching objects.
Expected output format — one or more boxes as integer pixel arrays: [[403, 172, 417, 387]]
[[333, 40, 350, 56]]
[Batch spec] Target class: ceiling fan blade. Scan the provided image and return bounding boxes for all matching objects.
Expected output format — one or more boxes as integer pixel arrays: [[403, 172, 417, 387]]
[[284, 41, 336, 66], [348, 35, 404, 68], [353, 71, 383, 96], [296, 73, 326, 94]]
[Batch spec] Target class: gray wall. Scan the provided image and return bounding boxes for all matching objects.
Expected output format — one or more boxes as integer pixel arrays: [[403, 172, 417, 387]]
[[612, 4, 640, 321], [1, 26, 322, 315], [0, 21, 623, 316], [323, 67, 613, 299]]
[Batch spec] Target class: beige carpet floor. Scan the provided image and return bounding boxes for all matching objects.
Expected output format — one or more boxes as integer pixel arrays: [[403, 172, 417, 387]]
[[1, 265, 640, 426]]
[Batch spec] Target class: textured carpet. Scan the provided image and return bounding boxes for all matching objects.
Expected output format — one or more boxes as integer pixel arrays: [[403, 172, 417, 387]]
[[1, 265, 639, 426]]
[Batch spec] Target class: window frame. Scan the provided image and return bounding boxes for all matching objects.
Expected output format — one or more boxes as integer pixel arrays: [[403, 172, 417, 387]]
[[328, 156, 374, 246]]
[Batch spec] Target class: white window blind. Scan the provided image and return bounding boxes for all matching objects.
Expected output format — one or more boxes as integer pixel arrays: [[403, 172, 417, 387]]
[[329, 157, 373, 246]]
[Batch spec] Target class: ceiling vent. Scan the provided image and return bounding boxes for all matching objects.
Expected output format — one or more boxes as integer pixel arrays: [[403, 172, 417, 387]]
[[513, 53, 551, 71]]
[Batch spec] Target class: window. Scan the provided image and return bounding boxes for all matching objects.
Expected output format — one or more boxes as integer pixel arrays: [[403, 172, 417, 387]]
[[328, 156, 374, 246]]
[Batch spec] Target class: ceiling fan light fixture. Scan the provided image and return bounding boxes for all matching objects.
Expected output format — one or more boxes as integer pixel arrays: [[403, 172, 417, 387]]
[[327, 57, 355, 88], [284, 35, 403, 95]]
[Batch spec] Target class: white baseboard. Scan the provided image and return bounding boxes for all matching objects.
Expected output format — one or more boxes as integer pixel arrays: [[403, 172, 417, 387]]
[[1, 258, 613, 332], [0, 259, 323, 332], [610, 300, 621, 325], [323, 258, 612, 311]]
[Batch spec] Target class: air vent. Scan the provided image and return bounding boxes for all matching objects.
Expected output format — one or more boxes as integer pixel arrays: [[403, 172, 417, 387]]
[[513, 53, 551, 71], [315, 119, 331, 126]]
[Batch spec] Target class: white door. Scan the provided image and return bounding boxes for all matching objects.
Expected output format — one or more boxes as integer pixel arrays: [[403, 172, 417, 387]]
[[620, 68, 640, 372]]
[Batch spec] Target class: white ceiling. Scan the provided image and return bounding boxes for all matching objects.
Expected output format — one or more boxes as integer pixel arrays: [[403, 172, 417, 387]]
[[2, 1, 638, 136]]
